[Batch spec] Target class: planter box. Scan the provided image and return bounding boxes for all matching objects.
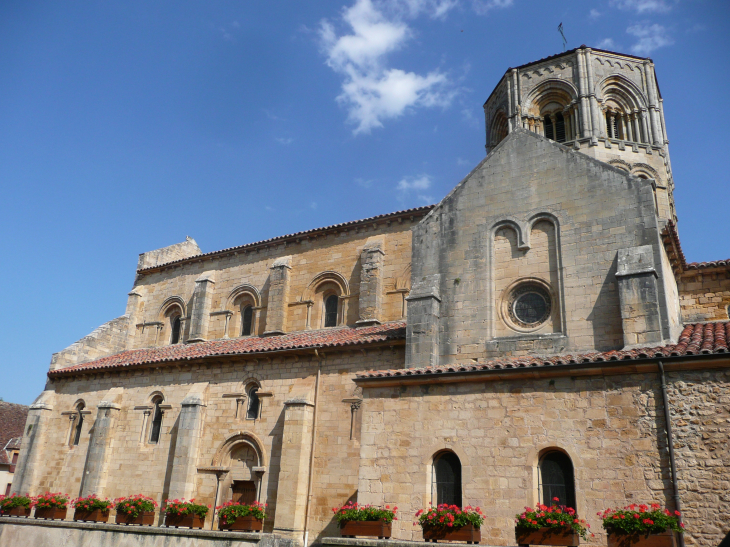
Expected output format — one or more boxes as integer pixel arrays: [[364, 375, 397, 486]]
[[164, 512, 205, 529], [34, 507, 67, 520], [219, 515, 264, 532], [516, 527, 580, 547], [115, 511, 155, 526], [423, 524, 481, 544], [340, 520, 392, 539], [608, 531, 677, 547], [2, 506, 32, 518], [73, 509, 110, 523]]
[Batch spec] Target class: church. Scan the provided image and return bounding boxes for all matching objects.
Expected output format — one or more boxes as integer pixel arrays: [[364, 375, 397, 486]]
[[6, 46, 729, 547]]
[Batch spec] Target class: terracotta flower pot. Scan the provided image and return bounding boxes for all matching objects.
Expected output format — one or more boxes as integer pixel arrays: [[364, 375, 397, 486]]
[[73, 509, 110, 523], [219, 514, 264, 532], [516, 527, 580, 547], [34, 507, 68, 520], [164, 512, 205, 529], [340, 519, 392, 539], [2, 506, 32, 518], [422, 523, 481, 544], [115, 511, 155, 526], [607, 531, 678, 547]]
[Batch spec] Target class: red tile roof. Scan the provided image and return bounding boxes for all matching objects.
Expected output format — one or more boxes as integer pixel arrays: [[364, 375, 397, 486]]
[[662, 221, 730, 274], [137, 206, 434, 274], [48, 322, 407, 378], [357, 322, 730, 380], [0, 402, 29, 465]]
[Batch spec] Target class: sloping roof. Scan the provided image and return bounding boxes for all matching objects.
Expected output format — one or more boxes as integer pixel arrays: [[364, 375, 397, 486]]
[[137, 206, 434, 275], [0, 402, 29, 464], [357, 322, 730, 380], [48, 322, 407, 378], [662, 221, 730, 275]]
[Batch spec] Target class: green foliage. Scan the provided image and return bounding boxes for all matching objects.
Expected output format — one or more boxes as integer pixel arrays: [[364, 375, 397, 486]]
[[72, 495, 113, 512], [600, 504, 684, 535], [216, 501, 267, 526], [416, 504, 484, 530], [515, 501, 591, 540], [34, 492, 69, 510], [0, 494, 32, 511], [114, 495, 158, 518], [164, 498, 209, 518], [332, 501, 397, 527]]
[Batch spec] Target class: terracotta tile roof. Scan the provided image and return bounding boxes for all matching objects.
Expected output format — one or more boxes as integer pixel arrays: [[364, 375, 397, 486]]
[[0, 402, 29, 465], [48, 322, 407, 378], [137, 206, 434, 274], [662, 221, 730, 275], [357, 322, 730, 380]]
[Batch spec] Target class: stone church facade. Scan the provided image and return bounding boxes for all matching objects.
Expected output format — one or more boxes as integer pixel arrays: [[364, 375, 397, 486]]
[[8, 47, 730, 547]]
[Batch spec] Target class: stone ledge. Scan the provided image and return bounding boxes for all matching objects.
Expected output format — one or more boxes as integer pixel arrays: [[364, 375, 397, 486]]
[[321, 537, 510, 547], [0, 517, 293, 547]]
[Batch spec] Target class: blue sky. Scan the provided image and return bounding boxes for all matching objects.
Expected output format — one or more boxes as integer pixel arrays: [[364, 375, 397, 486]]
[[1, 0, 728, 404]]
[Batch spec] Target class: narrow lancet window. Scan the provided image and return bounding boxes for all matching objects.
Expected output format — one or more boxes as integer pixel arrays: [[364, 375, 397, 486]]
[[434, 451, 462, 507], [72, 404, 85, 446], [539, 451, 576, 508], [324, 294, 339, 328], [241, 306, 253, 336], [149, 398, 163, 444], [246, 386, 260, 420], [170, 315, 181, 344]]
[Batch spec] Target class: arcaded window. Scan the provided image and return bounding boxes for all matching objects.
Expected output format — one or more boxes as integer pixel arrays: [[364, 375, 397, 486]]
[[241, 305, 253, 336], [324, 294, 339, 328], [149, 397, 164, 444], [72, 403, 85, 446], [539, 451, 575, 507], [433, 451, 462, 507], [246, 385, 260, 420], [170, 315, 181, 344]]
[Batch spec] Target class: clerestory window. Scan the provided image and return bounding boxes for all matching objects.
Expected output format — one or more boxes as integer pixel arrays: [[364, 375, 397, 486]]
[[241, 305, 253, 336], [246, 385, 260, 420], [170, 315, 181, 344], [149, 397, 164, 444], [72, 403, 85, 446], [324, 294, 339, 328]]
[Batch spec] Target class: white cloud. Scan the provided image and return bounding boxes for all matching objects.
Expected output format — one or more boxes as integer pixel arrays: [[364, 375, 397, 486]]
[[355, 177, 375, 188], [597, 38, 616, 49], [589, 9, 602, 20], [627, 23, 674, 55], [609, 0, 675, 13], [310, 201, 318, 209], [319, 0, 462, 134], [397, 174, 432, 192], [456, 157, 471, 166], [275, 137, 294, 145], [472, 0, 514, 15], [397, 0, 459, 19]]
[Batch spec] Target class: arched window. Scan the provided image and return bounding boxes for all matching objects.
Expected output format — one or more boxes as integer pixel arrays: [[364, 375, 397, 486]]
[[433, 451, 462, 507], [539, 451, 575, 508], [170, 315, 181, 345], [72, 403, 85, 446], [324, 294, 339, 328], [241, 305, 253, 336], [246, 385, 260, 420], [149, 397, 164, 444]]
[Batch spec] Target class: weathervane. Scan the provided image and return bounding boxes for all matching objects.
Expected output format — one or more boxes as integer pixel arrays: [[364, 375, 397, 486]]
[[558, 22, 567, 51]]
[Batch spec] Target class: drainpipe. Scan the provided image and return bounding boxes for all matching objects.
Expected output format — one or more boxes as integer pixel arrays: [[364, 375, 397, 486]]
[[303, 349, 323, 547], [658, 361, 684, 547]]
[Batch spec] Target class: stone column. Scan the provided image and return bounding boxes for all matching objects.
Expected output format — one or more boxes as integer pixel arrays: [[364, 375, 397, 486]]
[[644, 61, 664, 146], [264, 256, 292, 336], [167, 383, 208, 500], [640, 109, 650, 144], [272, 398, 315, 544], [576, 48, 592, 138], [80, 388, 123, 497], [584, 48, 601, 139], [616, 246, 663, 348], [405, 274, 441, 368], [188, 272, 216, 343], [626, 114, 635, 142], [10, 393, 54, 495], [357, 238, 385, 327]]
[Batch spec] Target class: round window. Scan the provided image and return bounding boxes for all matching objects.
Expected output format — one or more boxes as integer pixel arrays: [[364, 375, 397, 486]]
[[507, 284, 551, 328]]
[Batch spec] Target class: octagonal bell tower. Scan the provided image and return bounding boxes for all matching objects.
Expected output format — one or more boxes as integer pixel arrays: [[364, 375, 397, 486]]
[[484, 45, 675, 224]]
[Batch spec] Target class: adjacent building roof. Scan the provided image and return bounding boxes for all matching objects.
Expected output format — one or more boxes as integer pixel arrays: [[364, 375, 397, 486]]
[[48, 321, 407, 378], [0, 402, 29, 465], [662, 220, 730, 275], [357, 322, 730, 380], [137, 206, 435, 275]]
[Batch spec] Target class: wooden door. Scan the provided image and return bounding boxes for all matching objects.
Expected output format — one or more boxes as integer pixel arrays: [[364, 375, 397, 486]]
[[231, 481, 257, 505]]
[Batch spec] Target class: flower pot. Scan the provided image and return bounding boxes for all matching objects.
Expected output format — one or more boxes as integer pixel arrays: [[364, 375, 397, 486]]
[[607, 531, 677, 547], [3, 506, 32, 518], [164, 513, 205, 529], [219, 515, 264, 532], [516, 527, 580, 547], [73, 509, 110, 523], [34, 507, 68, 520], [340, 520, 392, 539], [423, 524, 481, 544], [115, 511, 155, 526]]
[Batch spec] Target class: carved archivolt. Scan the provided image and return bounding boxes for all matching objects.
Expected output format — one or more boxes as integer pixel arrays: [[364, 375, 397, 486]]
[[158, 296, 185, 320], [225, 284, 261, 310], [212, 431, 266, 468], [522, 79, 578, 117], [301, 271, 350, 301]]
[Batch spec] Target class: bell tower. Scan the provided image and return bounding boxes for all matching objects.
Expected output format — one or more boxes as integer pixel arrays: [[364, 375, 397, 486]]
[[484, 45, 675, 224]]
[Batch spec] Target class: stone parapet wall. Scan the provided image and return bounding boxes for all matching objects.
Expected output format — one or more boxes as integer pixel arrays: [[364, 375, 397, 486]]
[[678, 272, 730, 323]]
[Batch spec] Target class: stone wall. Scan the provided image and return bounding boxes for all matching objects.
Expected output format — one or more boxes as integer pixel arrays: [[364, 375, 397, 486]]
[[355, 363, 730, 547], [678, 271, 730, 323]]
